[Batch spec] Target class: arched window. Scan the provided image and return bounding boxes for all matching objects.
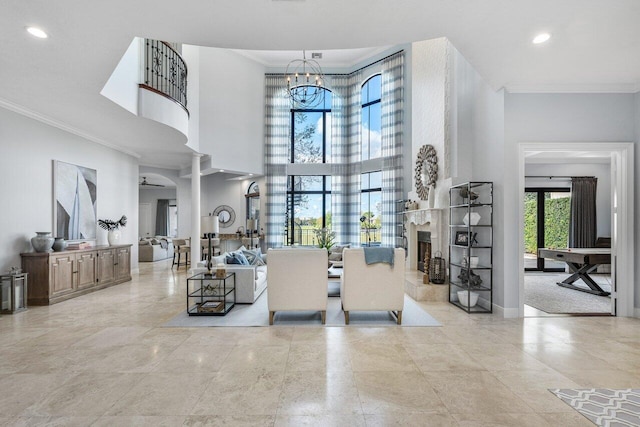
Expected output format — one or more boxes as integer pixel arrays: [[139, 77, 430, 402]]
[[360, 75, 382, 245], [361, 74, 381, 161], [285, 86, 332, 245]]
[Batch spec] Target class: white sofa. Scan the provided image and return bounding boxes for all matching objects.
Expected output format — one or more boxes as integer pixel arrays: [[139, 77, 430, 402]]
[[267, 248, 328, 325], [139, 237, 174, 262], [341, 247, 405, 324], [194, 261, 267, 304]]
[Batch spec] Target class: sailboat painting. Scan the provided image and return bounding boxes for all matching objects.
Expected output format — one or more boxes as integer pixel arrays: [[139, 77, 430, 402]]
[[53, 161, 97, 241]]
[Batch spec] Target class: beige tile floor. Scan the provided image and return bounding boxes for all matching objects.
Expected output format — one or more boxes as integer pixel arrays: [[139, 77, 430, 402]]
[[1, 259, 639, 426]]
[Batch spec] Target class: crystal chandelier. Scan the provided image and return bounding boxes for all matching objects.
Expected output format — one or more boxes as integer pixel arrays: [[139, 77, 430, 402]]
[[285, 50, 325, 108]]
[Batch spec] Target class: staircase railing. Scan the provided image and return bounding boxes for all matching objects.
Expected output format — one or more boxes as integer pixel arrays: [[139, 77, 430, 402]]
[[142, 39, 188, 113]]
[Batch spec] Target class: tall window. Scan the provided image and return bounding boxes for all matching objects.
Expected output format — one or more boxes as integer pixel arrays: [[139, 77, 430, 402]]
[[360, 172, 382, 246], [290, 87, 332, 164], [285, 87, 333, 246], [285, 176, 331, 246], [361, 74, 381, 161]]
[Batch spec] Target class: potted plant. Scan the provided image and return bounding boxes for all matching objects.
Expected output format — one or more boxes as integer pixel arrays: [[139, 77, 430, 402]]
[[313, 227, 336, 251], [98, 215, 127, 246]]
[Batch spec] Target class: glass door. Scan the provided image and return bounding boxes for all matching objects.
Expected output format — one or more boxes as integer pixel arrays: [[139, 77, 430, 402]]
[[524, 188, 571, 271]]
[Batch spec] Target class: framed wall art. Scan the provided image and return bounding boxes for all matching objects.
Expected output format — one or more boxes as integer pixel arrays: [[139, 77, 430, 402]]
[[53, 160, 97, 241]]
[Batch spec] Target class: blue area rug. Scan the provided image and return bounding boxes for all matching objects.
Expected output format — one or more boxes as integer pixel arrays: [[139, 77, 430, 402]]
[[163, 291, 441, 327]]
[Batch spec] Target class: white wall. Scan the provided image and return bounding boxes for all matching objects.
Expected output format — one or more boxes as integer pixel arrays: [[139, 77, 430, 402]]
[[635, 92, 640, 310], [505, 93, 637, 312], [410, 38, 450, 208], [197, 47, 265, 175], [100, 38, 141, 115], [139, 188, 177, 236], [200, 175, 264, 234], [182, 44, 200, 152], [449, 43, 506, 311], [0, 107, 139, 271], [525, 163, 612, 238]]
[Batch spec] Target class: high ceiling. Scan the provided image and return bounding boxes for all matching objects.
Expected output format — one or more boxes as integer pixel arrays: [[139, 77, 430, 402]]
[[2, 0, 639, 169]]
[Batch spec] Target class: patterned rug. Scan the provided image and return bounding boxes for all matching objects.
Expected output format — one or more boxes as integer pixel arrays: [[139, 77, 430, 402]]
[[549, 389, 640, 426]]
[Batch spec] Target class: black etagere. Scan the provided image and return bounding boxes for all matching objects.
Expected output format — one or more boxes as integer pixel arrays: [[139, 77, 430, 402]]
[[448, 182, 493, 313]]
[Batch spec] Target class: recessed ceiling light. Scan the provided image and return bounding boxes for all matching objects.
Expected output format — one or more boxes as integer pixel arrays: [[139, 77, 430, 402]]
[[249, 173, 253, 176], [532, 33, 551, 44], [219, 169, 224, 172], [26, 26, 48, 39]]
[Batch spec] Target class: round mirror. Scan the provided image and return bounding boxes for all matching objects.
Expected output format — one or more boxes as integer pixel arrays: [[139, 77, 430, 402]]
[[414, 145, 438, 200], [213, 205, 236, 228]]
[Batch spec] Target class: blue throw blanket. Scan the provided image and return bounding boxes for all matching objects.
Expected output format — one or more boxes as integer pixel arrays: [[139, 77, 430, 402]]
[[363, 247, 395, 266]]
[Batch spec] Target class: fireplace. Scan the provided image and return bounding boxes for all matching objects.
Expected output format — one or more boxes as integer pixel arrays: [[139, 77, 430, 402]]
[[417, 231, 431, 272]]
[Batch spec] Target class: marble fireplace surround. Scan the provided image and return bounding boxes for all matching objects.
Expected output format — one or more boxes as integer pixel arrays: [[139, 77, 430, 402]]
[[404, 208, 447, 301]]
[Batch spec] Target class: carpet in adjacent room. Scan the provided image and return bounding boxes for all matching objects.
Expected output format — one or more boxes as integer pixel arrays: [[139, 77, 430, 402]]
[[524, 273, 611, 314]]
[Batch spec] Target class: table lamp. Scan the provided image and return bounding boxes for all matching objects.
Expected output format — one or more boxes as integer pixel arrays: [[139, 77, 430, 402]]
[[247, 218, 256, 248], [201, 215, 219, 277]]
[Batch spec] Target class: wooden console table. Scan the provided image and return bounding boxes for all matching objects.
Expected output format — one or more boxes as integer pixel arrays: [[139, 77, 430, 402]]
[[21, 244, 132, 305]]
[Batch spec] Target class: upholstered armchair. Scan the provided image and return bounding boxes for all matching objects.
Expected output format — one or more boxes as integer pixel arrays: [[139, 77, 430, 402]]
[[267, 248, 328, 325], [341, 247, 405, 324]]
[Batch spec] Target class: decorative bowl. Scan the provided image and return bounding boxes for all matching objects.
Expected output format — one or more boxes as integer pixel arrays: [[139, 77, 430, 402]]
[[457, 291, 479, 307]]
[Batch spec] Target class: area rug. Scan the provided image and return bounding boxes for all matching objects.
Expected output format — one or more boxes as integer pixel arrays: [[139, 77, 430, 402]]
[[549, 389, 640, 426], [163, 291, 441, 327], [524, 273, 611, 314]]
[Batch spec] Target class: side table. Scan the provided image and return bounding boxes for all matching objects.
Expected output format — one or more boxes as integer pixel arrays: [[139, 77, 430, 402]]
[[0, 272, 27, 314], [187, 272, 235, 316]]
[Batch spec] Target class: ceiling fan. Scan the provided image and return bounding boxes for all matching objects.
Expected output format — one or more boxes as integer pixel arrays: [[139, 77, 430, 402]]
[[139, 177, 165, 187]]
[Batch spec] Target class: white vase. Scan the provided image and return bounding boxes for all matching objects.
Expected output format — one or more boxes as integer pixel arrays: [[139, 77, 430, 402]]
[[463, 212, 481, 226], [107, 230, 121, 246]]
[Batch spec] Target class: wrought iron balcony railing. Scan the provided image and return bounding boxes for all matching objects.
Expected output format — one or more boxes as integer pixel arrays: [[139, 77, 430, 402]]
[[142, 39, 188, 114]]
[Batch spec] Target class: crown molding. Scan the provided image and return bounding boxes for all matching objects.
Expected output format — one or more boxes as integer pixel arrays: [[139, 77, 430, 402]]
[[0, 97, 141, 159], [505, 83, 640, 94]]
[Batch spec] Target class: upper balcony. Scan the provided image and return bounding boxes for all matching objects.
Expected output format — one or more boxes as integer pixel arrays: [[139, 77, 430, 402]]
[[141, 40, 188, 116]]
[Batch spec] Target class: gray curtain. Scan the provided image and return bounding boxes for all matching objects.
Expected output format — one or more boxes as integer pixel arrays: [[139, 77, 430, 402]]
[[331, 72, 362, 246], [380, 52, 404, 247], [264, 75, 289, 248], [569, 177, 597, 248], [155, 199, 170, 236]]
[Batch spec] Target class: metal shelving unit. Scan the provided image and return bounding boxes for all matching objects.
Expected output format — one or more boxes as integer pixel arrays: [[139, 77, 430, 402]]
[[449, 182, 493, 313]]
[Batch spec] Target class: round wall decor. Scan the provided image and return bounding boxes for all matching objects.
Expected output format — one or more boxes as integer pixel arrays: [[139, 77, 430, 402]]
[[415, 144, 438, 200], [213, 205, 236, 228]]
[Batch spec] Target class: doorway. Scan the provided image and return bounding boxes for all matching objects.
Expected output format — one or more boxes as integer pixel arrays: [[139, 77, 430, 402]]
[[524, 188, 570, 272], [517, 142, 635, 318]]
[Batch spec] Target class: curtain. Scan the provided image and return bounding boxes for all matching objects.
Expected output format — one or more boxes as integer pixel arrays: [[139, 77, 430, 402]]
[[264, 75, 290, 249], [569, 177, 597, 248], [331, 72, 362, 246], [380, 52, 404, 247], [155, 199, 170, 236]]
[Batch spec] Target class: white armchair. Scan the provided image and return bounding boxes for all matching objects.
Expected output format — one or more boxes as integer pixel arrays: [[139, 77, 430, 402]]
[[340, 248, 405, 324], [267, 248, 328, 325]]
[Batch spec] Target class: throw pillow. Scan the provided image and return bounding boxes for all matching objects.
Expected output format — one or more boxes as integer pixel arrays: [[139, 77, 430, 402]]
[[242, 248, 265, 266], [226, 252, 249, 265], [212, 254, 226, 265], [329, 244, 350, 261]]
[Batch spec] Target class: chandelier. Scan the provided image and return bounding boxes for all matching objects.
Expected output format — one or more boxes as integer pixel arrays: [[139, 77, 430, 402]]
[[285, 50, 325, 108]]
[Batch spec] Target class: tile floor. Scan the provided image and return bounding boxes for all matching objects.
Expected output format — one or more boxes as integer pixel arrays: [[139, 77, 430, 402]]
[[1, 259, 639, 426]]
